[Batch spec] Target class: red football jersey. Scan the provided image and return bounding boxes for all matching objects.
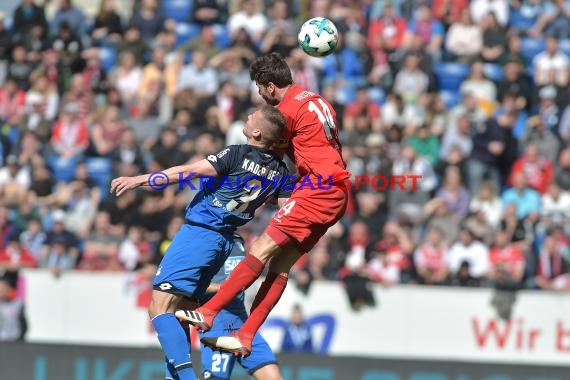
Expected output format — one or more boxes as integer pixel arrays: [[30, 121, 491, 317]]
[[276, 84, 349, 181]]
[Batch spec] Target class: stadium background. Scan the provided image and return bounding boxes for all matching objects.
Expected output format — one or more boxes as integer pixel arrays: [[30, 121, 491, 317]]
[[1, 0, 570, 378]]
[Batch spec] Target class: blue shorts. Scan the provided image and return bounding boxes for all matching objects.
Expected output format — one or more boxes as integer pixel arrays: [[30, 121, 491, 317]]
[[153, 224, 234, 299], [200, 311, 278, 379]]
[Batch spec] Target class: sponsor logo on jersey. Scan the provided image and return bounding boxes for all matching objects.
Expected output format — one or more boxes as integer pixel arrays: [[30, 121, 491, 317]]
[[207, 155, 217, 162], [217, 148, 230, 158], [158, 283, 173, 291], [224, 256, 245, 274]]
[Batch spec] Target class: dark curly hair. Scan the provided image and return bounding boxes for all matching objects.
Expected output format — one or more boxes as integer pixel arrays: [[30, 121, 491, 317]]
[[249, 52, 293, 88]]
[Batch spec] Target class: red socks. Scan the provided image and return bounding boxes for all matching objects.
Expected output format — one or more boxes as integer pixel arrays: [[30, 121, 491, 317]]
[[240, 274, 288, 340], [250, 272, 278, 312], [201, 255, 265, 314]]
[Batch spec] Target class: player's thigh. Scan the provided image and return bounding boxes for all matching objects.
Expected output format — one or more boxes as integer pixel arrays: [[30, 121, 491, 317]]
[[248, 232, 284, 264], [201, 345, 236, 380], [267, 247, 302, 276], [153, 224, 233, 298], [148, 290, 183, 318], [267, 185, 348, 253], [238, 333, 280, 379], [251, 364, 283, 380]]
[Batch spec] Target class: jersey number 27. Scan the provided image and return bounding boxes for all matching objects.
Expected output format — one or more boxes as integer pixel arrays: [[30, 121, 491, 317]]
[[308, 98, 337, 142]]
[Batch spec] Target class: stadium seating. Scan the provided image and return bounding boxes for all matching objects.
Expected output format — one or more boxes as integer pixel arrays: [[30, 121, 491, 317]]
[[558, 39, 570, 57], [483, 63, 504, 82], [161, 0, 193, 23], [434, 62, 470, 92], [508, 9, 536, 30], [439, 90, 461, 109], [99, 46, 117, 73], [46, 155, 79, 183], [175, 22, 201, 48], [214, 25, 232, 49], [520, 37, 545, 62], [86, 158, 113, 199]]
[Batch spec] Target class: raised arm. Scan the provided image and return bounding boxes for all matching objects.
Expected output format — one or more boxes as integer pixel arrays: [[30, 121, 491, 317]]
[[110, 159, 218, 196]]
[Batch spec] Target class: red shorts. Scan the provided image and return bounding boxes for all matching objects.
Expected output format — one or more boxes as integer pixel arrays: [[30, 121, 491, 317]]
[[265, 183, 348, 253]]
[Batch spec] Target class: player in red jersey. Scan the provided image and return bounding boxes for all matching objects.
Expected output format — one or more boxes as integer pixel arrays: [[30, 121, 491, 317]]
[[176, 52, 350, 357]]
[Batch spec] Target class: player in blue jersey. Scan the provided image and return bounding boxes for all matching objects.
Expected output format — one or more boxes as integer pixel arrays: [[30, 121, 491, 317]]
[[199, 233, 282, 380], [110, 105, 291, 380]]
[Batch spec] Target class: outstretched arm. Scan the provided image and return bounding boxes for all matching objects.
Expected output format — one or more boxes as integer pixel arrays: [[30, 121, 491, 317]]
[[110, 159, 218, 196]]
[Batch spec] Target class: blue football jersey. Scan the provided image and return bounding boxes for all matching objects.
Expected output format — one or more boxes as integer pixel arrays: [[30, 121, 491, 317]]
[[184, 145, 292, 233]]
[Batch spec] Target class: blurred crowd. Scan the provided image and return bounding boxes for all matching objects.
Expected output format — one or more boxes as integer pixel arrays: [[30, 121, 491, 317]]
[[0, 0, 570, 320]]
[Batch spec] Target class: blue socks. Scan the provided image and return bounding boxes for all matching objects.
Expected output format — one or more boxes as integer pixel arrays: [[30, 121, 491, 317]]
[[165, 357, 179, 380], [152, 313, 197, 380]]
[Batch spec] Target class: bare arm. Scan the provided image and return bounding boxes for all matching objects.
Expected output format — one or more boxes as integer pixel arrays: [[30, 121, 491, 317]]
[[205, 283, 221, 294], [110, 159, 218, 196]]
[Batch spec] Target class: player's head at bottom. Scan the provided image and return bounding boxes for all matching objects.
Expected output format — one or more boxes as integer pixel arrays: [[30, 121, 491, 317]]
[[243, 105, 286, 148]]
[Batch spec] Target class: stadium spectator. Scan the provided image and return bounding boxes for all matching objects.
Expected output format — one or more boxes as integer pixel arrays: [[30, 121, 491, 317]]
[[91, 0, 123, 46], [281, 304, 314, 353], [508, 143, 554, 194], [481, 12, 507, 63], [408, 124, 440, 167], [11, 0, 48, 44], [393, 53, 429, 106], [192, 0, 229, 25], [460, 61, 497, 116], [38, 235, 76, 276], [51, 0, 86, 37], [177, 50, 218, 98], [444, 9, 483, 63], [469, 180, 503, 228], [78, 211, 121, 271], [534, 231, 570, 290], [117, 25, 149, 64], [0, 278, 27, 342], [555, 148, 570, 190], [180, 25, 220, 60], [228, 0, 268, 42], [259, 0, 297, 57], [19, 218, 45, 260], [129, 0, 166, 42], [403, 4, 444, 60], [0, 235, 36, 288], [0, 78, 26, 124], [440, 114, 473, 162], [533, 36, 569, 88], [436, 166, 470, 220], [521, 115, 561, 164], [109, 51, 143, 105], [470, 0, 509, 27], [414, 226, 449, 285], [467, 115, 505, 195], [367, 2, 407, 54], [540, 181, 570, 226], [447, 227, 490, 285], [502, 171, 541, 220], [488, 230, 526, 286], [49, 102, 89, 159], [530, 0, 570, 39]]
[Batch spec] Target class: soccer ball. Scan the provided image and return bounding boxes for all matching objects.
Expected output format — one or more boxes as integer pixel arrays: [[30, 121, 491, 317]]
[[298, 17, 339, 57]]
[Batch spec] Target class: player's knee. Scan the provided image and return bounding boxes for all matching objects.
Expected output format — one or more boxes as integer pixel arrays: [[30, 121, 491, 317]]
[[253, 364, 283, 380], [148, 290, 180, 318], [250, 233, 281, 263]]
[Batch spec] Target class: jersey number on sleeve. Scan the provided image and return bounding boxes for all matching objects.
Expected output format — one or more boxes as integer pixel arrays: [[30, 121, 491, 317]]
[[226, 178, 262, 213], [308, 98, 336, 141]]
